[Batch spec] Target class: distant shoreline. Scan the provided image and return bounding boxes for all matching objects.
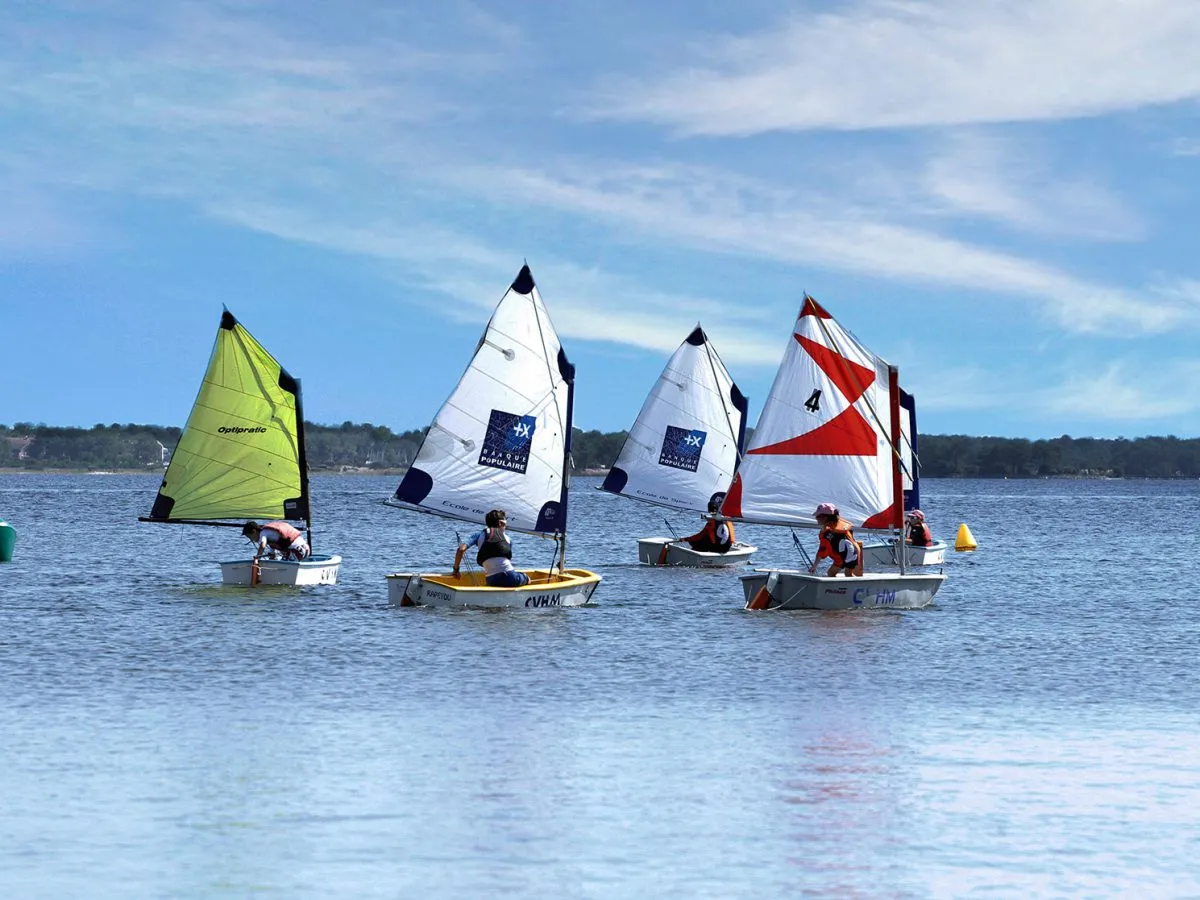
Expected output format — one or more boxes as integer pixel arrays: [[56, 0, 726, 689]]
[[0, 468, 1172, 480]]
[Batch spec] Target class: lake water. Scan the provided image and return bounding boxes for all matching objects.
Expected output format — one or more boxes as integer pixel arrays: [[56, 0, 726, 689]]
[[1, 474, 1199, 897]]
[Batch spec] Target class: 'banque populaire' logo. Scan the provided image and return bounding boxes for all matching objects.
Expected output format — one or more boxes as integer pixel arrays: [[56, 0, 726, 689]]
[[659, 426, 706, 472], [479, 410, 537, 474]]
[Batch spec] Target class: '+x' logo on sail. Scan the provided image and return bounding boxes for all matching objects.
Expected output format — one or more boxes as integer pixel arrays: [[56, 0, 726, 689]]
[[512, 421, 532, 439], [684, 434, 703, 447]]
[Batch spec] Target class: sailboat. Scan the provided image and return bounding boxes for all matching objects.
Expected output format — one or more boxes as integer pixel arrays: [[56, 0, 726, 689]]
[[724, 295, 945, 610], [385, 265, 602, 608], [600, 325, 757, 567], [140, 309, 341, 586], [859, 387, 948, 568]]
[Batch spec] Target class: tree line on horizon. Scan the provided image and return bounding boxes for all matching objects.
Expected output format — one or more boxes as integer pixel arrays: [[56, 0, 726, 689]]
[[2, 422, 1200, 478]]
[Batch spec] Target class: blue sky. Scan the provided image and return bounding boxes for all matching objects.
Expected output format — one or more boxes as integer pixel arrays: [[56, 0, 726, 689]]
[[3, 0, 1200, 439]]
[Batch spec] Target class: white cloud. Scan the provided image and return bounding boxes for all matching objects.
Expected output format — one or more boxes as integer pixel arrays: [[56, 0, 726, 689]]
[[0, 190, 93, 257], [1037, 360, 1200, 421], [910, 356, 1200, 427], [450, 160, 1192, 336], [211, 201, 785, 365], [919, 132, 1143, 240], [1172, 138, 1200, 156], [3, 0, 1198, 357], [592, 0, 1200, 136]]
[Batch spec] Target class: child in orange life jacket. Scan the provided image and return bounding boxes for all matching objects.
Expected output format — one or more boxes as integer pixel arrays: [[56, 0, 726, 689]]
[[809, 503, 863, 577], [242, 520, 310, 560], [906, 509, 934, 546], [680, 496, 736, 553]]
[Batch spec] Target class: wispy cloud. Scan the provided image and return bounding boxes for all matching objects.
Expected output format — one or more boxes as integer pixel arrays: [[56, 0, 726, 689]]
[[918, 132, 1143, 240], [914, 357, 1200, 429], [213, 202, 785, 365], [1038, 360, 1200, 421], [592, 0, 1200, 136], [3, 0, 1198, 358], [451, 160, 1192, 336], [0, 190, 94, 258]]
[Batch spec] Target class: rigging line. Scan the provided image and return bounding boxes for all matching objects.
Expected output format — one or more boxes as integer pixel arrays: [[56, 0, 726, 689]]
[[791, 529, 814, 569], [544, 534, 560, 580]]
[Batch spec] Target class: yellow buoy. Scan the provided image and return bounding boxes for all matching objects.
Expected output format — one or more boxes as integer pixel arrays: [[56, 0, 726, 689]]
[[955, 523, 978, 552]]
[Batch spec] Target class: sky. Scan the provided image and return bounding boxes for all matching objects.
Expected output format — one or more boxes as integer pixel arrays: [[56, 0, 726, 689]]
[[3, 0, 1200, 439]]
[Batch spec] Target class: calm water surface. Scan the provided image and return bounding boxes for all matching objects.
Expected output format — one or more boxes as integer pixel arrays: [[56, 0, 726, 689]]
[[1, 475, 1199, 897]]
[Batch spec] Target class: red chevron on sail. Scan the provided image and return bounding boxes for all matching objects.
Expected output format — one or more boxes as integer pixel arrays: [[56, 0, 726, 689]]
[[747, 406, 878, 456], [746, 333, 879, 457], [796, 335, 875, 405]]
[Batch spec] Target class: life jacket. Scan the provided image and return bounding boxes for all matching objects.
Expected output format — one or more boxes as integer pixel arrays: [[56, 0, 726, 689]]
[[702, 517, 734, 551], [908, 522, 933, 547], [476, 527, 512, 566], [262, 520, 302, 547], [819, 517, 860, 566]]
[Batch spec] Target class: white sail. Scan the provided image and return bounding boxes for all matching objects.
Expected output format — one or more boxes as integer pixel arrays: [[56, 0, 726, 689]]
[[600, 325, 747, 512], [721, 295, 901, 530], [390, 265, 575, 536]]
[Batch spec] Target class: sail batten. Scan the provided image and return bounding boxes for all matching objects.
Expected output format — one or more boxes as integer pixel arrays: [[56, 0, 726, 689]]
[[601, 326, 746, 513]]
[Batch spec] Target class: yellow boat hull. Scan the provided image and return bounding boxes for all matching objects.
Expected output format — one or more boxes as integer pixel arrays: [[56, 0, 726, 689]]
[[386, 568, 602, 608]]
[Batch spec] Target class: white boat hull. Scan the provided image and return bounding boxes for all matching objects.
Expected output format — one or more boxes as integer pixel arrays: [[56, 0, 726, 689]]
[[740, 568, 945, 610], [637, 537, 757, 567], [387, 568, 602, 609], [220, 554, 342, 586], [861, 539, 948, 568]]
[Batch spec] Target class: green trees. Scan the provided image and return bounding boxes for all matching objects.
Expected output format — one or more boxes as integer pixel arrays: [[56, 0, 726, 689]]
[[4, 423, 1200, 477], [916, 434, 1200, 478]]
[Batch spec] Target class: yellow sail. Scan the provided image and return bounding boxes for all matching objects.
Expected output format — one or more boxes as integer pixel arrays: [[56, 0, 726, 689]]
[[146, 310, 309, 523]]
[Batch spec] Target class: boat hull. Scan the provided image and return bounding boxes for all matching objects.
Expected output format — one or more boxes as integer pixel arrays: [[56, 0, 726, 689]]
[[219, 554, 342, 586], [637, 537, 756, 567], [387, 569, 602, 608], [861, 539, 948, 568], [0, 521, 13, 562], [740, 568, 945, 610]]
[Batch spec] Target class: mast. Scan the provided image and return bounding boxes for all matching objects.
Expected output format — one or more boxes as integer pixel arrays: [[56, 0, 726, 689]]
[[888, 365, 905, 574], [557, 345, 576, 575], [292, 375, 313, 549]]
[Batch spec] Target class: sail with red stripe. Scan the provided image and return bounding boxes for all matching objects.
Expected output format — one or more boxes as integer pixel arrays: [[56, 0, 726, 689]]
[[721, 295, 900, 529]]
